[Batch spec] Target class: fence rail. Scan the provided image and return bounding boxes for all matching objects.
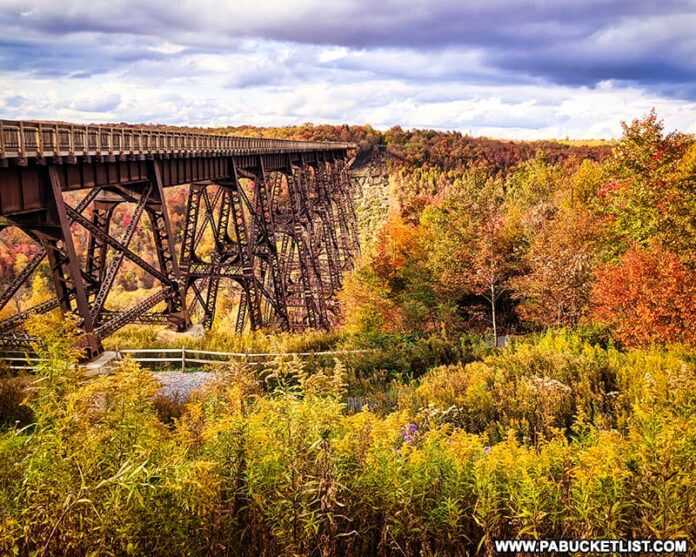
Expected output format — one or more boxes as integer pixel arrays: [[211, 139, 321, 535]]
[[0, 119, 354, 160], [1, 347, 374, 372], [0, 349, 46, 371], [115, 347, 373, 371]]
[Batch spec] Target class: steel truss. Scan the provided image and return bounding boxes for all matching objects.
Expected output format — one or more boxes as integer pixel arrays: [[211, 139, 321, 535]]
[[0, 162, 189, 358], [0, 153, 359, 358], [179, 155, 359, 334]]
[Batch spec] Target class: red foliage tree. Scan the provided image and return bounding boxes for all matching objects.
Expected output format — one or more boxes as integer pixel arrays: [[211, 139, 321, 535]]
[[591, 245, 696, 347]]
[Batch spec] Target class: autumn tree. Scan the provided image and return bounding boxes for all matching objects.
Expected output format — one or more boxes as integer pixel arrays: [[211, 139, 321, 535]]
[[665, 142, 696, 257], [591, 244, 696, 347], [340, 213, 436, 335], [423, 168, 524, 342], [599, 110, 695, 257], [509, 159, 605, 328], [511, 204, 602, 328], [470, 199, 521, 343], [506, 153, 563, 210], [338, 267, 402, 336]]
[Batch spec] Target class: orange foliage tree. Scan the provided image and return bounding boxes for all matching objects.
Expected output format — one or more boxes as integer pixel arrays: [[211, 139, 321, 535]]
[[339, 212, 439, 335], [511, 190, 604, 329], [591, 244, 696, 347]]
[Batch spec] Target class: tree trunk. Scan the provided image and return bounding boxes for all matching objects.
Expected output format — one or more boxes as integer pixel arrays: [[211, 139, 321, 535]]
[[490, 282, 497, 346]]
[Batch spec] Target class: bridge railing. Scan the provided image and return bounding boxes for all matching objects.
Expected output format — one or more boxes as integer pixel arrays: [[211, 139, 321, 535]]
[[0, 119, 354, 160]]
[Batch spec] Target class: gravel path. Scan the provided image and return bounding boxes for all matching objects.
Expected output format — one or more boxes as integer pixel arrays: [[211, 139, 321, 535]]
[[155, 371, 215, 399]]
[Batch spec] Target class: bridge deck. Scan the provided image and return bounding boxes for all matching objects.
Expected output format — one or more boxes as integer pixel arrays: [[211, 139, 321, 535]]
[[0, 119, 354, 218], [0, 119, 353, 161]]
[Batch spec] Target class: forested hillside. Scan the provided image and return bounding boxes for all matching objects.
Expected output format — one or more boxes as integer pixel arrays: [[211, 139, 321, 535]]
[[341, 111, 695, 348]]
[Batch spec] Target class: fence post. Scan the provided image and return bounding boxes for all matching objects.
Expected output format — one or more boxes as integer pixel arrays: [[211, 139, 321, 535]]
[[181, 347, 186, 372]]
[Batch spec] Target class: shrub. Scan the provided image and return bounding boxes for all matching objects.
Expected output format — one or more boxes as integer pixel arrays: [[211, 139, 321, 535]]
[[0, 375, 33, 429], [0, 330, 693, 556]]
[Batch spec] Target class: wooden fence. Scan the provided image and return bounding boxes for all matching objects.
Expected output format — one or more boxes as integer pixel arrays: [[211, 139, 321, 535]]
[[0, 349, 43, 371], [115, 347, 373, 371], [1, 347, 374, 372]]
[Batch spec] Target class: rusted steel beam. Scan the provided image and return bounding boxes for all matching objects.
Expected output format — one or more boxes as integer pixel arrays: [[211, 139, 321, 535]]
[[47, 166, 101, 357], [0, 191, 100, 335], [146, 185, 190, 330], [95, 287, 174, 339], [0, 298, 61, 334], [0, 333, 37, 351], [65, 206, 170, 283], [86, 204, 116, 284], [90, 184, 153, 322], [253, 158, 289, 330], [0, 248, 46, 312], [99, 311, 170, 325], [286, 165, 321, 329]]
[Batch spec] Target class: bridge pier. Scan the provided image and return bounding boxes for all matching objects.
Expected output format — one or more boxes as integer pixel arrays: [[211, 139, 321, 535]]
[[178, 154, 358, 334], [0, 163, 191, 358]]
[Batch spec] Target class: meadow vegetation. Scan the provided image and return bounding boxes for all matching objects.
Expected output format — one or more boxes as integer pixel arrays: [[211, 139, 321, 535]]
[[0, 323, 693, 556]]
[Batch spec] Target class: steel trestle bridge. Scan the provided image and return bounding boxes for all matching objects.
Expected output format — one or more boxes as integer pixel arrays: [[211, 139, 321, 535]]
[[0, 120, 359, 358]]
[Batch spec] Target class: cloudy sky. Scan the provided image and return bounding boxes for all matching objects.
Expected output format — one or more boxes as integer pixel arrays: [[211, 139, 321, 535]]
[[0, 0, 694, 138]]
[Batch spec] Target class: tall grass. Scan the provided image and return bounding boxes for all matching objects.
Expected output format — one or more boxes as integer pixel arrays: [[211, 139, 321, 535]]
[[0, 326, 693, 555]]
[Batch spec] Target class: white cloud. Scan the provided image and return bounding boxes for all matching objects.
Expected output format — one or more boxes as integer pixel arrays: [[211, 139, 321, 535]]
[[0, 0, 694, 137], [4, 66, 694, 139]]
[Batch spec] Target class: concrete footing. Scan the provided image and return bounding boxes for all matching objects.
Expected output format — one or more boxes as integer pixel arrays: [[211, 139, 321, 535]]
[[82, 351, 120, 377]]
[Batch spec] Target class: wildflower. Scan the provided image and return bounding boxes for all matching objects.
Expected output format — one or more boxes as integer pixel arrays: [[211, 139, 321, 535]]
[[484, 446, 492, 455], [401, 422, 418, 444]]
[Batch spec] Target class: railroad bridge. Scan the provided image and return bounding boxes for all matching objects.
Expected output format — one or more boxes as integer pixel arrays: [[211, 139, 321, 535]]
[[0, 120, 359, 358]]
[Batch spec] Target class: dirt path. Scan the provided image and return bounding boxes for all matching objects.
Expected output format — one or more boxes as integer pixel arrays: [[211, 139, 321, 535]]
[[155, 371, 215, 399]]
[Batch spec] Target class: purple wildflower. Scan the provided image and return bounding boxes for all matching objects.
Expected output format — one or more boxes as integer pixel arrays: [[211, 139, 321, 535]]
[[484, 446, 492, 455], [401, 423, 418, 444]]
